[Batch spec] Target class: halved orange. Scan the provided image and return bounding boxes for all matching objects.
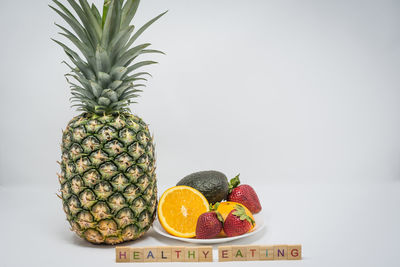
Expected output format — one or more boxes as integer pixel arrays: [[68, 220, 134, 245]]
[[157, 186, 209, 238], [214, 201, 256, 236]]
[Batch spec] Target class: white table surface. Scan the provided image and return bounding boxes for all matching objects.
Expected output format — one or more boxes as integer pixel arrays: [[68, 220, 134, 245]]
[[1, 182, 399, 267]]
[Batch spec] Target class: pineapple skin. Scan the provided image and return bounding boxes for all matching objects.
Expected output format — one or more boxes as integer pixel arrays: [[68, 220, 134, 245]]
[[59, 112, 157, 244]]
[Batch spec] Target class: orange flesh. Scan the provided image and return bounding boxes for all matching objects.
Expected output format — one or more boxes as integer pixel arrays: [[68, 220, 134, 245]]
[[158, 186, 209, 238]]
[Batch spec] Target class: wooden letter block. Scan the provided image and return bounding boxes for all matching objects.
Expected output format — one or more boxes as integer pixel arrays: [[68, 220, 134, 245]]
[[131, 248, 143, 262], [218, 246, 232, 262], [143, 247, 157, 262], [288, 245, 302, 260], [274, 245, 288, 260], [157, 247, 171, 262], [115, 244, 302, 263], [116, 247, 131, 263], [232, 246, 247, 261], [198, 246, 213, 262], [246, 246, 260, 261], [259, 246, 274, 260], [185, 247, 198, 262], [171, 246, 185, 262]]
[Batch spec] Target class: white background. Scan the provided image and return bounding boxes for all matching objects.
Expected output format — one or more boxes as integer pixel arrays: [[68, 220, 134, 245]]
[[0, 0, 399, 266]]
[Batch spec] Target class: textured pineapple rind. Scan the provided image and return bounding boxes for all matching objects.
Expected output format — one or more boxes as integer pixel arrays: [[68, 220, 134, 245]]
[[59, 112, 157, 245]]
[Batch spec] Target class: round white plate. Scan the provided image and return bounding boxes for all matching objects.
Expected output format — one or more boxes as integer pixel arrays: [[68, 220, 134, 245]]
[[152, 213, 265, 244]]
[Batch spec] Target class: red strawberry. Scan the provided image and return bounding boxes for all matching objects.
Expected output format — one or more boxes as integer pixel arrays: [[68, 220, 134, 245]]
[[223, 205, 255, 237], [228, 174, 262, 213], [195, 211, 224, 239]]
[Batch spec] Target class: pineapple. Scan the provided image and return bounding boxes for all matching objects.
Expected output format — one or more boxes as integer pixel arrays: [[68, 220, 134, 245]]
[[50, 0, 165, 244]]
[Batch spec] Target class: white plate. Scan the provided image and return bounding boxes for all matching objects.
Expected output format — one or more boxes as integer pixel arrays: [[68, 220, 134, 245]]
[[152, 213, 265, 244]]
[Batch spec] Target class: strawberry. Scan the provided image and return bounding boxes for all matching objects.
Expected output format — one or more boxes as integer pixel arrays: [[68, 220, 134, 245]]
[[195, 211, 224, 239], [223, 205, 255, 237], [227, 174, 262, 213]]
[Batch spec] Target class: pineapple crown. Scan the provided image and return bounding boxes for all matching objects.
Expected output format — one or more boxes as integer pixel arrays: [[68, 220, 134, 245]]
[[50, 0, 166, 115]]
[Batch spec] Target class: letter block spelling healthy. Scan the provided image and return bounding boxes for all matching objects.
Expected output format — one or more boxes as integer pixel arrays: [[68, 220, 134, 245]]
[[171, 246, 185, 262], [116, 245, 302, 262]]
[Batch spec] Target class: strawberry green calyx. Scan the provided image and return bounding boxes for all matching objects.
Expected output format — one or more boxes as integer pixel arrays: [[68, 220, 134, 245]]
[[228, 174, 241, 193], [215, 211, 224, 224], [210, 202, 220, 211], [209, 203, 224, 222], [232, 205, 255, 226]]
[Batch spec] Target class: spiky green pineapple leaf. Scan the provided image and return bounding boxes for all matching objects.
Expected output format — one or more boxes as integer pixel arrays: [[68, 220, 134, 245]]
[[91, 4, 102, 25], [95, 46, 111, 72], [52, 38, 96, 80], [102, 89, 119, 102], [115, 83, 134, 96], [109, 80, 123, 90], [49, 4, 92, 47], [120, 87, 144, 98], [102, 0, 112, 28], [77, 0, 102, 39], [141, 49, 166, 55], [129, 72, 153, 78], [126, 77, 147, 82], [117, 43, 151, 66], [71, 86, 95, 100], [55, 23, 93, 58], [58, 32, 91, 59], [65, 73, 90, 88], [97, 72, 112, 87], [125, 61, 158, 77], [52, 0, 166, 115], [90, 81, 103, 97], [109, 25, 134, 55], [64, 0, 100, 45], [101, 0, 121, 48], [121, 0, 140, 29], [110, 66, 128, 80], [124, 11, 167, 50]]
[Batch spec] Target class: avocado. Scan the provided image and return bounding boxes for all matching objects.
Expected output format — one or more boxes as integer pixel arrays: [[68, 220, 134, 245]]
[[176, 170, 229, 204]]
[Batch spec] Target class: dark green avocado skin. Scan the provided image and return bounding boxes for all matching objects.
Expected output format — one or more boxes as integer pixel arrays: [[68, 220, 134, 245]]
[[176, 170, 229, 204]]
